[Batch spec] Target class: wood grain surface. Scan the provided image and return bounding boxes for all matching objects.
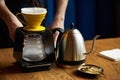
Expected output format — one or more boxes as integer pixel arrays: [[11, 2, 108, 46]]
[[0, 37, 120, 80]]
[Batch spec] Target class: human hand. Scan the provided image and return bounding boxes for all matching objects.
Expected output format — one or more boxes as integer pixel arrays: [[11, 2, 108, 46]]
[[49, 19, 64, 48], [7, 18, 23, 41]]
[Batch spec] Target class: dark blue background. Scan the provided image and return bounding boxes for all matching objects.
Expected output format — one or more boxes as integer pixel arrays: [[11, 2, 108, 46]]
[[46, 0, 118, 40]]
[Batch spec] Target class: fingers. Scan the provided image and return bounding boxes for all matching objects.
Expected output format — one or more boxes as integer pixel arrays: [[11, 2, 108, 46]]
[[53, 31, 60, 48]]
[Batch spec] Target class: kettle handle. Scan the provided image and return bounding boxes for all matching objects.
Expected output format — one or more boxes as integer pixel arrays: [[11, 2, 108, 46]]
[[52, 28, 64, 49]]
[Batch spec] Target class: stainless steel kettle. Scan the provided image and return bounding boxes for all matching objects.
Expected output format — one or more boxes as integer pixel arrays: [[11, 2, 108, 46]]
[[56, 23, 99, 67]]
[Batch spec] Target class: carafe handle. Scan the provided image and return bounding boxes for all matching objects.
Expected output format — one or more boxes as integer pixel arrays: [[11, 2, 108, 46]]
[[16, 13, 28, 25]]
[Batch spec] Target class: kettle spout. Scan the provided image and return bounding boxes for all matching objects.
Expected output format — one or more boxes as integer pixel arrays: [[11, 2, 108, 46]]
[[85, 35, 100, 54]]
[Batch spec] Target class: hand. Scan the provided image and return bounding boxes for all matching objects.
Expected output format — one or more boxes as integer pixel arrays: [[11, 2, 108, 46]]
[[53, 31, 60, 48], [7, 18, 23, 41], [49, 19, 64, 48]]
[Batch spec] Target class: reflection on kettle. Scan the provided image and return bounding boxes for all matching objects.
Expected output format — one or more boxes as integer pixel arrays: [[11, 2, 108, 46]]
[[23, 34, 46, 62], [56, 23, 100, 68]]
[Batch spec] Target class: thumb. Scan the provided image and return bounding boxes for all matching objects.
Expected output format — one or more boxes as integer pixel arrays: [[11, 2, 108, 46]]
[[53, 31, 60, 48]]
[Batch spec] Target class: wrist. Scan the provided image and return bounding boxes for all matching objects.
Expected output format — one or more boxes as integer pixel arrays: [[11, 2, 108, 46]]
[[49, 16, 65, 30], [6, 14, 23, 27]]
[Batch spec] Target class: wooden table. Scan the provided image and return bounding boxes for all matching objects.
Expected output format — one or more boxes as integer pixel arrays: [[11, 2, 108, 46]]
[[0, 37, 120, 80]]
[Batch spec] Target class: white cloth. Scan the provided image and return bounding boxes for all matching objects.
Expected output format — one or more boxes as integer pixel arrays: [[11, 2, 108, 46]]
[[99, 49, 120, 61]]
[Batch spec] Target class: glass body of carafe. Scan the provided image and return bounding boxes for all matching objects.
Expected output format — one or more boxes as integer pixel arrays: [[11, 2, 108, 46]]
[[22, 33, 46, 62]]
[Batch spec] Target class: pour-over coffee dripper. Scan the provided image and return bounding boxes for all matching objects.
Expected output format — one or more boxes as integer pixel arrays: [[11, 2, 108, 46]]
[[16, 7, 47, 31], [13, 7, 55, 72]]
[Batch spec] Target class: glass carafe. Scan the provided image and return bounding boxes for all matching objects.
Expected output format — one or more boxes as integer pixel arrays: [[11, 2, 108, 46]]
[[23, 33, 46, 62]]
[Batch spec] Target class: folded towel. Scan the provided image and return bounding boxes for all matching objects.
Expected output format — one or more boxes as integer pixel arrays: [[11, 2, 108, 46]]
[[99, 49, 120, 61]]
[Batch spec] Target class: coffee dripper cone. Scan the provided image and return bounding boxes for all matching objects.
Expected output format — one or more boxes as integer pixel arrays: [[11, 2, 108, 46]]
[[16, 7, 47, 31]]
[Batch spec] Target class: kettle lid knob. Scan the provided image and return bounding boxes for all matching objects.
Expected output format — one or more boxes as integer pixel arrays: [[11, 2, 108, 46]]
[[70, 22, 75, 29]]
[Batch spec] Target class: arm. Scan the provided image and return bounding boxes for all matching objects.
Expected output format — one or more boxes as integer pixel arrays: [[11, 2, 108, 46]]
[[0, 0, 23, 40], [49, 0, 68, 47], [49, 0, 68, 30]]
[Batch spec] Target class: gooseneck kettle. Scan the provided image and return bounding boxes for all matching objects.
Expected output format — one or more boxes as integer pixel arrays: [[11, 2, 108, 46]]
[[56, 23, 99, 68]]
